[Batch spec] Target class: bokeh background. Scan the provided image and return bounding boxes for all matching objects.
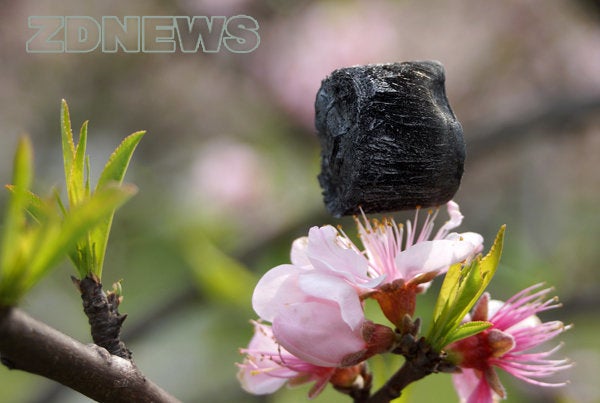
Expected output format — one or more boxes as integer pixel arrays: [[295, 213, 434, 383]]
[[1, 0, 599, 402]]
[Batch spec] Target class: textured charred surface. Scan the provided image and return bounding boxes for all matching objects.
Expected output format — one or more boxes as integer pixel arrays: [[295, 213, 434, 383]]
[[315, 61, 465, 217]]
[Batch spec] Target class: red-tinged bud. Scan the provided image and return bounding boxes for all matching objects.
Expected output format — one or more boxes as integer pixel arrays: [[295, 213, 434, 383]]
[[340, 321, 396, 367], [363, 321, 396, 355]]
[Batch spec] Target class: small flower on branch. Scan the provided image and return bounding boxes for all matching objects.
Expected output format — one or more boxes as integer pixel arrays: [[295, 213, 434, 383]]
[[446, 284, 572, 403]]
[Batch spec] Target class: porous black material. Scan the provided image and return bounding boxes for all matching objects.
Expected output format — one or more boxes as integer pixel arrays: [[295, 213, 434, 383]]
[[315, 61, 465, 217]]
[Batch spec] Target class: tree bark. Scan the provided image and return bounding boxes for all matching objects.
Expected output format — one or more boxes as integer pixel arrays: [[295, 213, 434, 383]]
[[0, 306, 180, 403]]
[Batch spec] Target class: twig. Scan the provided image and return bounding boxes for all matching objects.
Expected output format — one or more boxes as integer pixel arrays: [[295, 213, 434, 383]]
[[73, 274, 132, 360], [0, 306, 180, 403], [366, 360, 428, 403]]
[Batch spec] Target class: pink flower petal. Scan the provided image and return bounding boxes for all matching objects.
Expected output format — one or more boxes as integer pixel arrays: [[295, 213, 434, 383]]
[[290, 236, 311, 267], [434, 200, 464, 239], [272, 300, 366, 367], [252, 264, 306, 321], [238, 367, 288, 395], [468, 374, 494, 403], [443, 231, 484, 252], [453, 368, 495, 403], [306, 226, 370, 282], [395, 238, 480, 280], [452, 368, 480, 402], [237, 322, 294, 394], [238, 322, 334, 396], [298, 272, 365, 330], [449, 285, 571, 403]]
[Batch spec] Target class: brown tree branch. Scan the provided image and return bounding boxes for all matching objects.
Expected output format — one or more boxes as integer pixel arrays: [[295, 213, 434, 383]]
[[0, 306, 180, 403], [364, 359, 428, 403]]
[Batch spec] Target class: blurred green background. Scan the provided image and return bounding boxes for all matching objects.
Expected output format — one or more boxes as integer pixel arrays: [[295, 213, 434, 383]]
[[1, 0, 599, 402]]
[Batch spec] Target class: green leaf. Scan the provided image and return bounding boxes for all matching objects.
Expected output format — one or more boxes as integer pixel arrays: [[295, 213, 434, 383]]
[[433, 261, 462, 323], [1, 102, 146, 304], [478, 225, 505, 286], [60, 99, 75, 190], [0, 183, 137, 304], [88, 130, 144, 278], [54, 188, 68, 217], [427, 226, 505, 350], [67, 120, 88, 206], [429, 259, 482, 344], [1, 138, 36, 304], [448, 261, 485, 326], [85, 155, 91, 196], [5, 186, 46, 223], [445, 321, 492, 346], [97, 131, 145, 190], [56, 102, 145, 278], [33, 184, 137, 280], [0, 137, 33, 275]]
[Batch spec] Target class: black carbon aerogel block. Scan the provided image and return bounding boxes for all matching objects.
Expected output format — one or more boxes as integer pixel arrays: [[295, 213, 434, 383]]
[[315, 61, 465, 217]]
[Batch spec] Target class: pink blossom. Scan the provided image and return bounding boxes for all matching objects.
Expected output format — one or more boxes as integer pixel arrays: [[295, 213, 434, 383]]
[[351, 201, 483, 288], [237, 321, 336, 397], [351, 202, 482, 326], [251, 256, 374, 367], [252, 263, 395, 367], [288, 201, 482, 326], [447, 284, 572, 403], [286, 201, 482, 294], [252, 201, 482, 360]]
